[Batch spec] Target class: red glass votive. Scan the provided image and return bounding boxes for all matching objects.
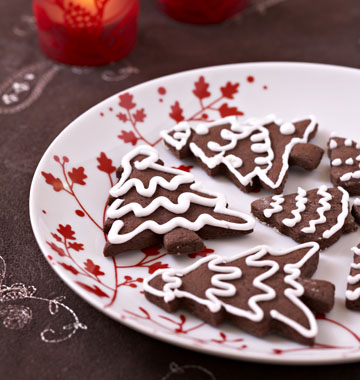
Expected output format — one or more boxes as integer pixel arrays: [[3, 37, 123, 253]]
[[158, 0, 248, 24], [33, 0, 139, 66]]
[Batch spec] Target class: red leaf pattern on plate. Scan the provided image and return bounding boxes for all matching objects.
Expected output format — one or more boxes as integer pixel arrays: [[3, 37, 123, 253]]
[[169, 101, 185, 122], [76, 282, 109, 298], [133, 108, 146, 123], [59, 262, 79, 275], [116, 112, 128, 122], [118, 130, 139, 146], [51, 233, 62, 242], [147, 262, 169, 274], [220, 82, 239, 99], [68, 242, 84, 252], [96, 152, 116, 174], [46, 241, 66, 257], [193, 76, 211, 99], [171, 165, 193, 172], [84, 259, 105, 277], [188, 245, 215, 259], [119, 93, 136, 110], [41, 172, 64, 192], [57, 224, 76, 240], [141, 245, 162, 257], [68, 167, 87, 185], [218, 103, 244, 118]]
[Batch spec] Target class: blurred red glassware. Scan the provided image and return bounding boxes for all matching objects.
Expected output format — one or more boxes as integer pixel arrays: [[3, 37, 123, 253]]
[[33, 0, 139, 66], [157, 0, 248, 24]]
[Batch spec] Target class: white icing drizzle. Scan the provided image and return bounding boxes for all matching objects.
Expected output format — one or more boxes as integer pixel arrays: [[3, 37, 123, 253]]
[[282, 187, 307, 227], [263, 195, 285, 218], [160, 121, 192, 151], [322, 187, 349, 239], [331, 158, 342, 166], [301, 186, 332, 234], [329, 139, 338, 149], [345, 158, 354, 165], [143, 242, 320, 339], [107, 146, 255, 244], [279, 122, 296, 135], [188, 114, 317, 190], [354, 198, 360, 206], [345, 138, 353, 147], [352, 246, 360, 255], [224, 154, 243, 168], [346, 246, 360, 301], [340, 170, 360, 181]]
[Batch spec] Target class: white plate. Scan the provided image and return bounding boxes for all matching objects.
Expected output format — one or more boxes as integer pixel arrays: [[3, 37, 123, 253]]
[[30, 62, 360, 364]]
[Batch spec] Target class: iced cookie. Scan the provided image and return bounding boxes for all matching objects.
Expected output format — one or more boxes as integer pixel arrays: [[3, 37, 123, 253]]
[[328, 136, 360, 195], [103, 146, 255, 256], [352, 198, 360, 225], [346, 244, 360, 310], [161, 115, 323, 194], [144, 242, 335, 345], [251, 186, 357, 250]]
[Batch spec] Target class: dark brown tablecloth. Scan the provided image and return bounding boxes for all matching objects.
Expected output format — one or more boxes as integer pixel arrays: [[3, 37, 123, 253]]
[[1, 0, 360, 379]]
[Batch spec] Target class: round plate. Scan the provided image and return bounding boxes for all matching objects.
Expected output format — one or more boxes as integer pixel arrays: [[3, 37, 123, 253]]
[[30, 62, 360, 364]]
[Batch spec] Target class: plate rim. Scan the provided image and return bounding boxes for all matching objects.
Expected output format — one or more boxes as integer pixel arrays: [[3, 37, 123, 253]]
[[29, 61, 360, 365]]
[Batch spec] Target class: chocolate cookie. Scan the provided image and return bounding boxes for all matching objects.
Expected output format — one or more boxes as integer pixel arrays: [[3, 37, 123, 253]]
[[103, 146, 255, 257], [328, 136, 360, 195], [352, 198, 360, 225], [161, 115, 324, 194], [144, 242, 335, 345], [346, 244, 360, 310], [251, 186, 357, 250]]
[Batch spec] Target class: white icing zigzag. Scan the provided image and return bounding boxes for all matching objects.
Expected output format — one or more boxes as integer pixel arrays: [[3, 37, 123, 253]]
[[282, 187, 307, 228], [107, 146, 255, 244], [144, 242, 320, 339], [301, 186, 332, 234], [161, 114, 317, 190], [263, 195, 284, 218], [346, 246, 360, 301]]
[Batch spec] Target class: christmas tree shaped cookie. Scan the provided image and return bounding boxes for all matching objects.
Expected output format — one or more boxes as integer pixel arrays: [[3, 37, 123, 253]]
[[161, 115, 324, 194], [328, 136, 360, 195], [103, 146, 255, 257], [144, 242, 335, 345], [251, 186, 357, 250], [346, 244, 360, 310]]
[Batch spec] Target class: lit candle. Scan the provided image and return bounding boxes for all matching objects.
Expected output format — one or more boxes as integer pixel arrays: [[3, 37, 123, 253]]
[[33, 0, 139, 66]]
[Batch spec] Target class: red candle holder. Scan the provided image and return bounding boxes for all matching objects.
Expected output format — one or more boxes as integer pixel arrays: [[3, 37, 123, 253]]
[[33, 0, 139, 66], [157, 0, 248, 24]]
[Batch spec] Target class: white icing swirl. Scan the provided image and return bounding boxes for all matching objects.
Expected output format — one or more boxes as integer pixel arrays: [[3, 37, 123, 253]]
[[107, 146, 255, 244], [160, 122, 192, 151], [282, 187, 307, 227], [301, 186, 332, 234], [322, 187, 349, 239], [346, 246, 360, 301], [143, 242, 320, 339], [340, 170, 360, 181], [263, 195, 285, 218]]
